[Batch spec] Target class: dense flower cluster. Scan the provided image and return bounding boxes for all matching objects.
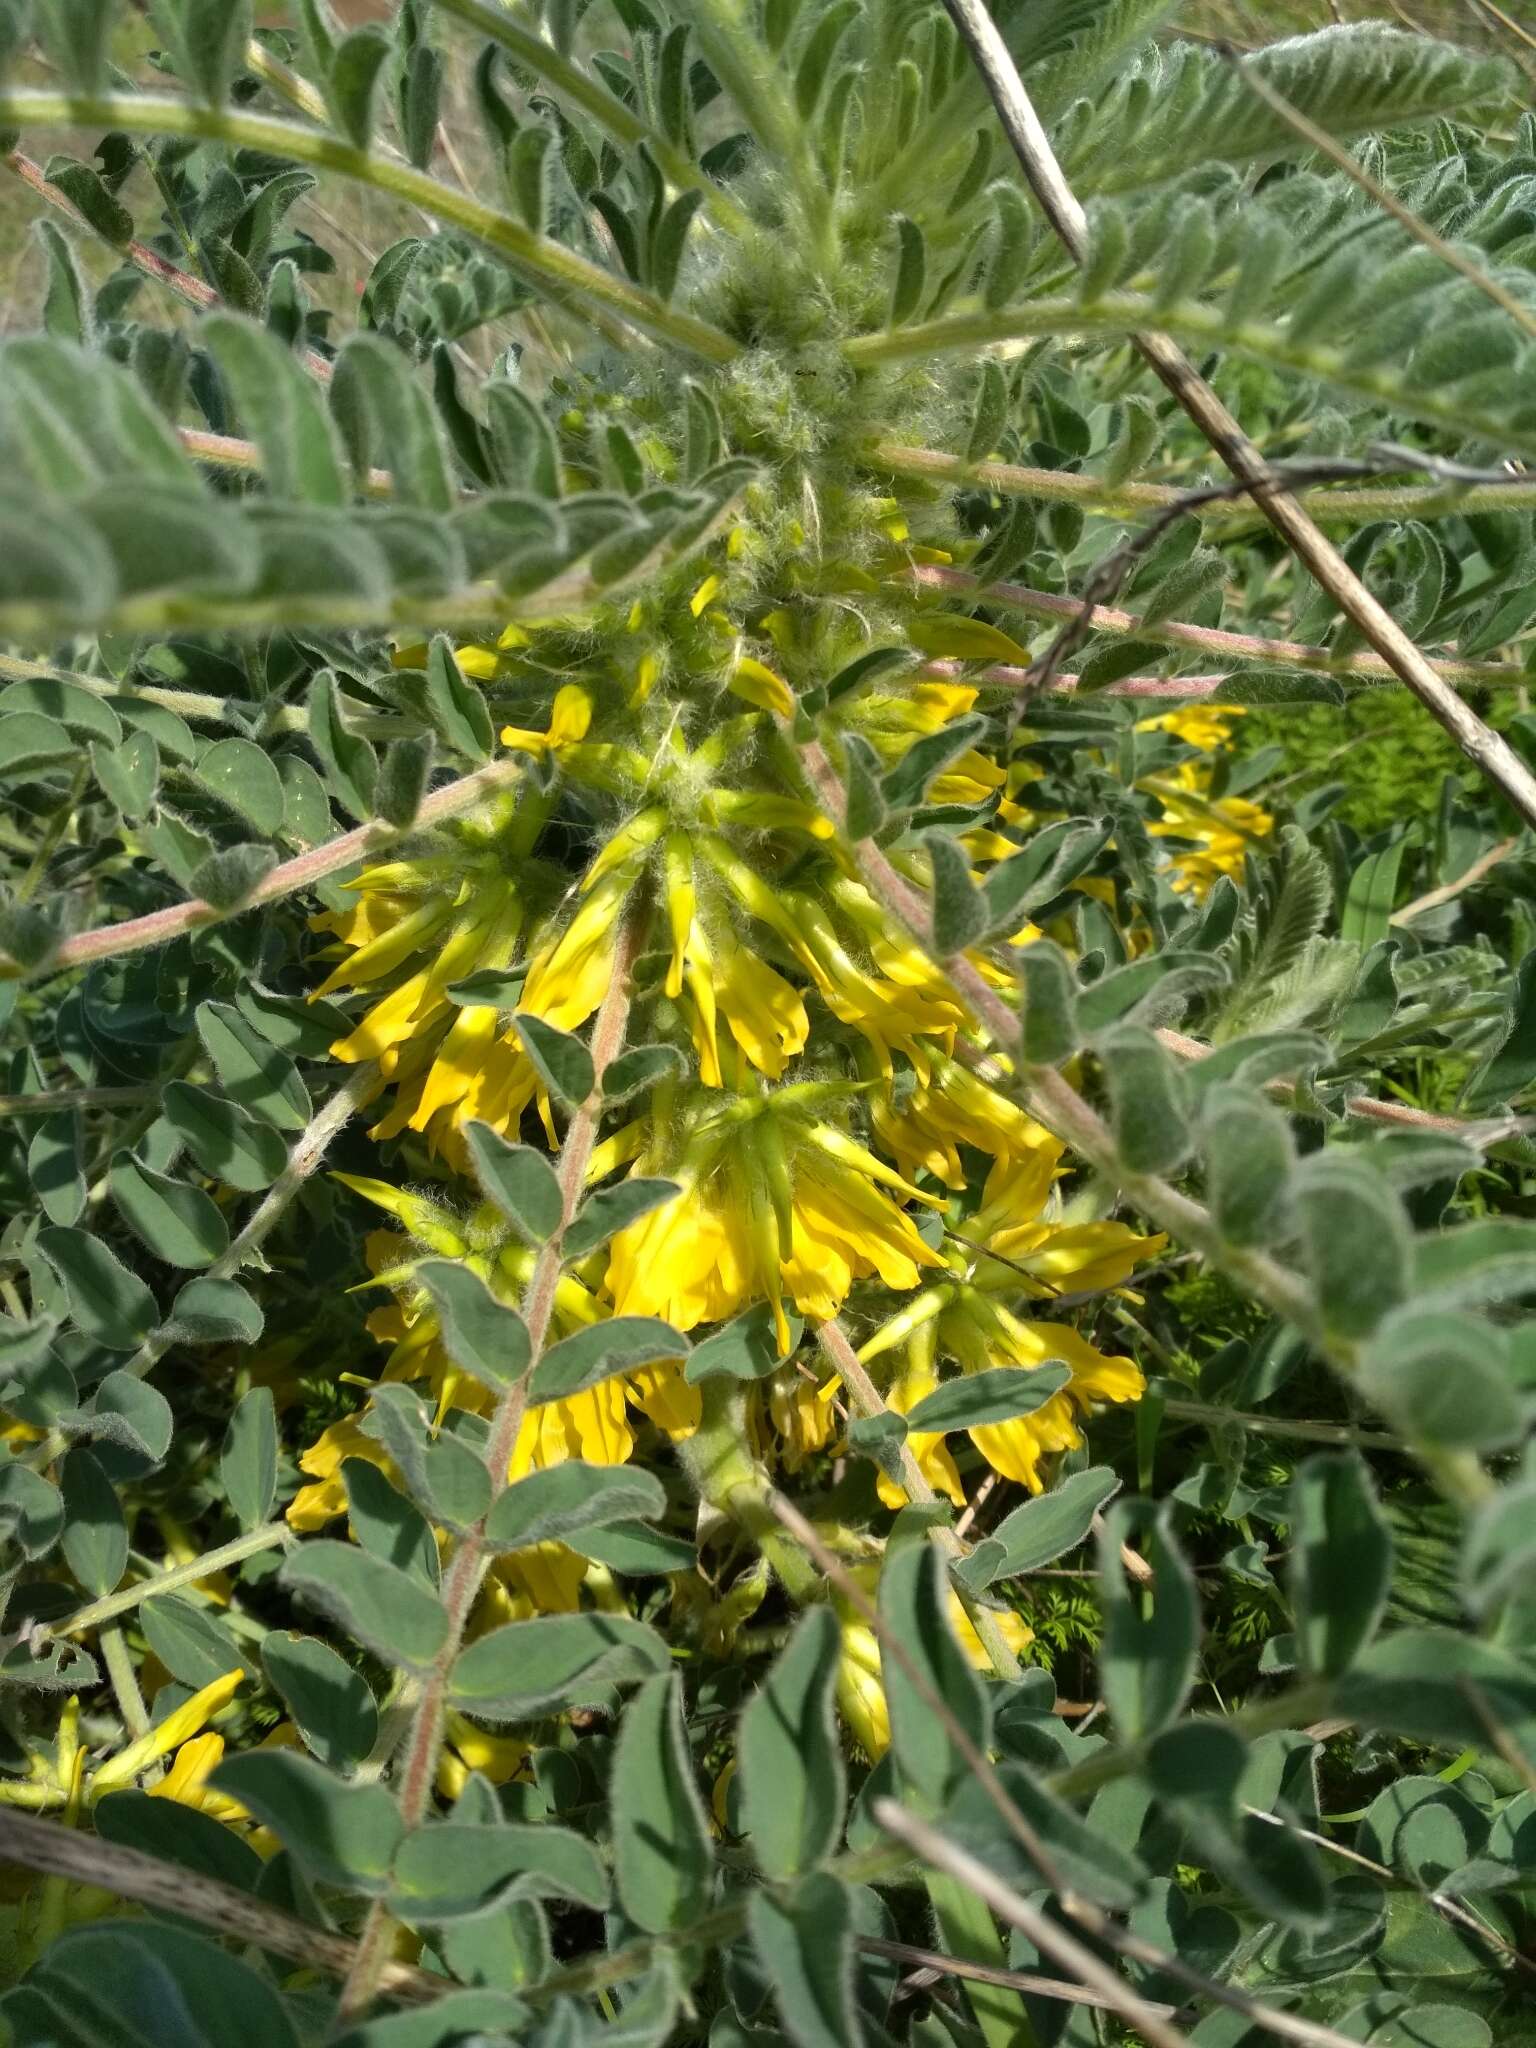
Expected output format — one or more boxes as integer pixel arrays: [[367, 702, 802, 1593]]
[[287, 573, 1269, 1757]]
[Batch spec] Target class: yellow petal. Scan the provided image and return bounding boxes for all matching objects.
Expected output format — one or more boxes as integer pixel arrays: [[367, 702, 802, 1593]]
[[93, 1669, 244, 1791]]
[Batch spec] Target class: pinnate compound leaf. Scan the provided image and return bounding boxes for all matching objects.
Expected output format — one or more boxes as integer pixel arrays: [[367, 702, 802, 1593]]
[[484, 1461, 666, 1552], [612, 1672, 714, 1933], [281, 1539, 448, 1670], [415, 1258, 532, 1393], [449, 1612, 669, 1722], [1290, 1453, 1392, 1680], [210, 1749, 402, 1892], [740, 1606, 845, 1881]]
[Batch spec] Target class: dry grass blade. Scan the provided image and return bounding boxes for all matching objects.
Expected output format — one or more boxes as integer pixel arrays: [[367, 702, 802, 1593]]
[[936, 0, 1536, 830], [0, 1807, 443, 2003]]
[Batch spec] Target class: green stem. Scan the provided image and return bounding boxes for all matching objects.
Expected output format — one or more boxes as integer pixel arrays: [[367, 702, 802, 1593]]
[[0, 1087, 154, 1116], [0, 91, 740, 364], [54, 1521, 293, 1636], [98, 1623, 150, 1738], [870, 438, 1536, 529]]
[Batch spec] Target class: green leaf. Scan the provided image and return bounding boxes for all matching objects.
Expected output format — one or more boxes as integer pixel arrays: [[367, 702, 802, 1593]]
[[878, 1539, 989, 1807], [415, 1259, 532, 1394], [908, 617, 1029, 665], [444, 969, 526, 1010], [307, 669, 378, 823], [390, 1819, 609, 1921], [881, 714, 989, 811], [203, 313, 347, 506], [1295, 1155, 1410, 1342], [374, 733, 434, 829], [512, 1013, 595, 1108], [1017, 938, 1079, 1063], [748, 1873, 862, 2048], [1097, 1499, 1199, 1739], [109, 1151, 229, 1270], [149, 0, 253, 105], [94, 1788, 262, 1899], [211, 1749, 402, 1892], [29, 1111, 83, 1227], [952, 1466, 1119, 1593], [327, 23, 393, 150], [331, 333, 455, 512], [1290, 1453, 1391, 1680], [263, 1632, 379, 1771], [573, 1520, 696, 1574], [601, 1043, 688, 1104], [740, 1605, 845, 1881], [1202, 1084, 1295, 1247], [235, 985, 353, 1059], [464, 1122, 564, 1242], [188, 842, 278, 913], [889, 214, 926, 326], [28, 1922, 300, 2048], [423, 634, 493, 760], [684, 1301, 799, 1382], [1413, 1219, 1536, 1311], [1341, 836, 1408, 949], [281, 1539, 449, 1670], [221, 1387, 277, 1530], [1076, 951, 1227, 1037], [37, 1225, 157, 1351], [344, 1458, 440, 1587], [1099, 1025, 1191, 1176], [359, 1383, 491, 1532], [565, 1178, 679, 1260], [925, 831, 987, 956], [483, 1461, 666, 1552], [60, 1447, 125, 1598], [91, 730, 159, 818], [195, 1001, 309, 1130], [0, 1462, 64, 1560], [945, 1758, 1147, 1910], [1360, 1307, 1524, 1452], [983, 819, 1111, 933], [841, 732, 888, 840], [1462, 950, 1536, 1110], [1462, 1479, 1536, 1618], [193, 736, 286, 836], [161, 1082, 288, 1194], [612, 1671, 713, 1933], [330, 1990, 530, 2048], [167, 1276, 264, 1346], [141, 1594, 241, 1691], [530, 1315, 688, 1403], [88, 1370, 173, 1467], [905, 1362, 1070, 1434], [44, 153, 132, 244], [449, 1612, 670, 1722]]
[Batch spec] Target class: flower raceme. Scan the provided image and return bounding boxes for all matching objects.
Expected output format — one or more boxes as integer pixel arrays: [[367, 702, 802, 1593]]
[[299, 599, 1258, 1758]]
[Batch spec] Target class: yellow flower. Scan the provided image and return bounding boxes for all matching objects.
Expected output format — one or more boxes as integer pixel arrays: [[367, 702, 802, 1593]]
[[499, 682, 594, 756], [93, 1669, 244, 1798], [1137, 703, 1247, 753], [870, 1050, 1060, 1189], [858, 1153, 1162, 1496], [606, 1084, 943, 1351], [1143, 759, 1273, 898], [835, 1597, 1032, 1759]]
